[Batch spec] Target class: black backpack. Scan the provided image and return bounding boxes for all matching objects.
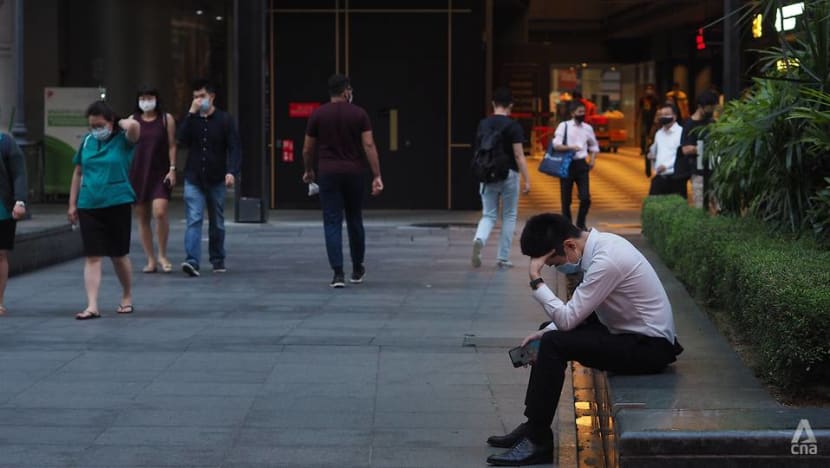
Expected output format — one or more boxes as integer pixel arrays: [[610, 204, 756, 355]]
[[471, 119, 512, 183]]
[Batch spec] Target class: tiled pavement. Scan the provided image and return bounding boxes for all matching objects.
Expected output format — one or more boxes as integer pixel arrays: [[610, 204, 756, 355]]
[[0, 149, 652, 467]]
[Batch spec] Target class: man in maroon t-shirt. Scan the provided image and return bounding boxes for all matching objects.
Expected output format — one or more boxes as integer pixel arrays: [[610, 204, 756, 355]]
[[302, 74, 384, 288]]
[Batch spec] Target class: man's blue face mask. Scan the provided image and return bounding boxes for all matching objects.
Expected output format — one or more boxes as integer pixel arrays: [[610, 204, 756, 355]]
[[554, 246, 582, 275]]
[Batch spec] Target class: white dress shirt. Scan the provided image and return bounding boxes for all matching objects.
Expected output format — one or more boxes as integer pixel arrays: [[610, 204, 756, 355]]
[[552, 119, 600, 160], [532, 229, 677, 343], [649, 122, 683, 176]]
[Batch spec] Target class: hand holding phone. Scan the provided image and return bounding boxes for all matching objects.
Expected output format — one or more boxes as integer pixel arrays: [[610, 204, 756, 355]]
[[508, 339, 540, 368]]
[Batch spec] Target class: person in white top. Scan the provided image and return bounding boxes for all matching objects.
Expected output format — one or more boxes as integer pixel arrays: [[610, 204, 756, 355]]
[[552, 102, 600, 230], [648, 104, 686, 198], [485, 213, 683, 467]]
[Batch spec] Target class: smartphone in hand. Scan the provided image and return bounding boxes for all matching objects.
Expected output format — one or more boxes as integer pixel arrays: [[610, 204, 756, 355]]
[[508, 340, 540, 368]]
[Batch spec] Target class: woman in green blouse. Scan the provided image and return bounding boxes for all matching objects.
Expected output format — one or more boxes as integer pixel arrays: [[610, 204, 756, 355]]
[[68, 101, 140, 320]]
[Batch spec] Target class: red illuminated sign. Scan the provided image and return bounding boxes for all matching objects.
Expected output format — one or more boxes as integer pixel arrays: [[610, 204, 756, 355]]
[[696, 28, 706, 50], [282, 139, 295, 163], [288, 102, 320, 118]]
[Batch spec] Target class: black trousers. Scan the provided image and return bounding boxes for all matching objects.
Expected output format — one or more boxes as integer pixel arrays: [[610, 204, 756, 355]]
[[649, 175, 687, 199], [523, 319, 680, 439], [560, 159, 591, 230]]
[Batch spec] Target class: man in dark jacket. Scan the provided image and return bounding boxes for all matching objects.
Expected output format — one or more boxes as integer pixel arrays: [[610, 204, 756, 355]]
[[176, 79, 241, 277]]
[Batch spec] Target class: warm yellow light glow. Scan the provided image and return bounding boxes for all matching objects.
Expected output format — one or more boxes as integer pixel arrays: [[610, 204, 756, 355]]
[[574, 401, 592, 411], [777, 58, 800, 72], [752, 14, 763, 38], [576, 416, 594, 428]]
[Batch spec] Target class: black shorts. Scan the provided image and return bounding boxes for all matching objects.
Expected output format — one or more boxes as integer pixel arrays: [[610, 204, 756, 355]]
[[0, 219, 17, 250], [78, 203, 132, 257]]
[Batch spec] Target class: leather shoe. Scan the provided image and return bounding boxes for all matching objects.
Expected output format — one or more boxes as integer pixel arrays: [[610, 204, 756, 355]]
[[487, 422, 528, 448], [486, 436, 553, 466]]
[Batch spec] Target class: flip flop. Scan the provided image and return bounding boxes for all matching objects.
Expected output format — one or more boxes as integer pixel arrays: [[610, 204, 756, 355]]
[[160, 261, 173, 273], [0, 305, 7, 316], [75, 310, 101, 320], [116, 304, 134, 315], [142, 265, 158, 273]]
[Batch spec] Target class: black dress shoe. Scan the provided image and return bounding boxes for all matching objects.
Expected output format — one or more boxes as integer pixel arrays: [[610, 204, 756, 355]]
[[487, 422, 528, 448], [486, 436, 553, 466]]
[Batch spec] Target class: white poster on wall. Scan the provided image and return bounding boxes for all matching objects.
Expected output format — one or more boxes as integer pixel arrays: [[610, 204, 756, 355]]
[[43, 87, 102, 195]]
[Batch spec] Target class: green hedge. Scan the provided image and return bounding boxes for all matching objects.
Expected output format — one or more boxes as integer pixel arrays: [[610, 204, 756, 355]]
[[642, 196, 830, 389]]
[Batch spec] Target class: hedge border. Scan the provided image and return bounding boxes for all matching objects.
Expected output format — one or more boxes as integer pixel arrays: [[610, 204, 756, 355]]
[[642, 196, 830, 389]]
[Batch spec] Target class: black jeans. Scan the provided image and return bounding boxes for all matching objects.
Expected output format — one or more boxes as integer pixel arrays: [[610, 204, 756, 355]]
[[560, 159, 591, 230], [523, 319, 680, 439], [649, 175, 687, 199], [318, 172, 367, 272]]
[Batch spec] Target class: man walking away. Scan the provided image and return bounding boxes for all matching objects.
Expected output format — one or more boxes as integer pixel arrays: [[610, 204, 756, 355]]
[[471, 87, 531, 269], [302, 74, 383, 288]]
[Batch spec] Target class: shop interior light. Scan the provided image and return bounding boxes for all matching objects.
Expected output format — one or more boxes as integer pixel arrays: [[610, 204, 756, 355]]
[[216, 16, 224, 21], [581, 63, 588, 68], [775, 2, 804, 32], [752, 14, 763, 38], [196, 9, 204, 15]]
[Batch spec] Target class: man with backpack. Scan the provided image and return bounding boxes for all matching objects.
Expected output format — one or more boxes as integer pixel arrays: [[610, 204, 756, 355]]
[[471, 87, 531, 269]]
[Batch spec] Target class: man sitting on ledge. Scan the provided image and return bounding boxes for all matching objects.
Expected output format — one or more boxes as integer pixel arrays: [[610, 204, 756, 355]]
[[486, 213, 684, 466]]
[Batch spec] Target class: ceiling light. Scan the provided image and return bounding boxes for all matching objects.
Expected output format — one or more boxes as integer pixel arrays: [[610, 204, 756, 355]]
[[196, 9, 204, 15]]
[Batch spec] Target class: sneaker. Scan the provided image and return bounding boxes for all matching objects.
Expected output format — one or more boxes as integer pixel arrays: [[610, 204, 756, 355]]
[[330, 273, 346, 288], [213, 262, 227, 273], [497, 260, 514, 268], [350, 265, 366, 284], [181, 262, 200, 277], [471, 238, 483, 268]]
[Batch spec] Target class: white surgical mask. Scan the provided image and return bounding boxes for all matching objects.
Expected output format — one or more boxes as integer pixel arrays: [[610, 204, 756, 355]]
[[139, 99, 156, 112]]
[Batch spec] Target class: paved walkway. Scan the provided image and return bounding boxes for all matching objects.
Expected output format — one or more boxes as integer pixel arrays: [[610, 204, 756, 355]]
[[0, 149, 653, 467]]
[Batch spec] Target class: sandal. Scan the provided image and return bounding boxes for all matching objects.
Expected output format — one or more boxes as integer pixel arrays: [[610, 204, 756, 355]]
[[159, 260, 173, 273], [75, 310, 101, 320], [0, 305, 7, 316], [142, 264, 158, 274], [116, 304, 134, 314]]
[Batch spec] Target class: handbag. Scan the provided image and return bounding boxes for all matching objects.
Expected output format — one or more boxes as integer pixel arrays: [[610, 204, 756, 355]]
[[538, 123, 574, 178]]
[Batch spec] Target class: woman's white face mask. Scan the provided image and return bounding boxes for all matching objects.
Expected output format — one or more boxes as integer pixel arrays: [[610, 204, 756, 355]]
[[138, 99, 157, 112]]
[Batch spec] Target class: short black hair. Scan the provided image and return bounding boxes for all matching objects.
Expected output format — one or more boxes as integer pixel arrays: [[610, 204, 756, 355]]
[[658, 103, 676, 115], [191, 78, 216, 94], [696, 90, 719, 107], [572, 90, 583, 100], [520, 213, 583, 258], [85, 100, 118, 123], [134, 85, 164, 115], [328, 74, 351, 97], [569, 100, 586, 115], [492, 87, 513, 107]]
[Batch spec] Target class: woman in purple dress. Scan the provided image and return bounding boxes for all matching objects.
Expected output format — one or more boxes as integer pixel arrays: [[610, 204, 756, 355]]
[[130, 86, 177, 273]]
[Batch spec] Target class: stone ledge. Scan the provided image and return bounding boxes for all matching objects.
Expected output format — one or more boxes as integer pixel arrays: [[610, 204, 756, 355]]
[[9, 224, 82, 276]]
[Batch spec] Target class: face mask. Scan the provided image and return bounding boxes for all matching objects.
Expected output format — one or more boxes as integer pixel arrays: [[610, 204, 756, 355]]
[[658, 117, 674, 126], [554, 248, 582, 275], [139, 99, 156, 112], [199, 97, 212, 114], [574, 115, 585, 124], [91, 126, 111, 141]]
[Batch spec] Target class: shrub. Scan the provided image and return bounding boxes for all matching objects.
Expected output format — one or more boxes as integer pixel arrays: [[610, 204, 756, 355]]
[[642, 196, 830, 389]]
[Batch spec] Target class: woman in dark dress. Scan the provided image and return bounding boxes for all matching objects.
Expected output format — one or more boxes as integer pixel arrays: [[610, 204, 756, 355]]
[[130, 86, 177, 273]]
